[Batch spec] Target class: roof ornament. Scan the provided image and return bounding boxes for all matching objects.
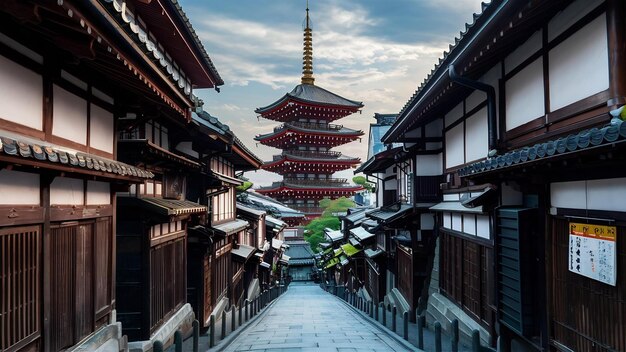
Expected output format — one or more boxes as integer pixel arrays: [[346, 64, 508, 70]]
[[301, 0, 315, 85]]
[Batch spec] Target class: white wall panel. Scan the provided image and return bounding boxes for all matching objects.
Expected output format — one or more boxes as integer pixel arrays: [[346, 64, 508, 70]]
[[550, 181, 586, 209], [445, 123, 464, 168], [505, 30, 542, 74], [384, 179, 397, 190], [466, 90, 486, 113], [51, 177, 84, 205], [463, 214, 476, 235], [0, 55, 43, 130], [415, 154, 442, 176], [444, 102, 463, 127], [548, 0, 604, 41], [0, 170, 40, 205], [501, 182, 524, 206], [587, 178, 626, 212], [53, 85, 87, 145], [505, 59, 544, 130], [90, 104, 114, 154], [443, 212, 452, 229], [465, 107, 488, 162], [176, 141, 199, 159], [425, 119, 443, 137], [86, 180, 110, 205], [549, 15, 609, 111], [452, 213, 462, 231], [476, 215, 490, 239], [443, 193, 459, 201]]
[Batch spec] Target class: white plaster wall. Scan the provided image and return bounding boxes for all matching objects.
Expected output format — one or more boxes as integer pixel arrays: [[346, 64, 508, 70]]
[[505, 30, 542, 74], [452, 214, 462, 232], [0, 54, 43, 130], [548, 0, 604, 41], [445, 102, 463, 128], [465, 107, 488, 162], [465, 90, 486, 113], [587, 178, 626, 212], [90, 104, 114, 154], [51, 177, 84, 205], [176, 141, 199, 159], [445, 123, 464, 168], [443, 193, 459, 201], [425, 119, 443, 137], [501, 182, 524, 206], [550, 180, 587, 209], [476, 215, 490, 239], [443, 212, 451, 229], [463, 214, 476, 235], [549, 15, 609, 111], [0, 170, 40, 205], [53, 85, 87, 145], [505, 58, 545, 130], [86, 180, 110, 205], [415, 154, 442, 176]]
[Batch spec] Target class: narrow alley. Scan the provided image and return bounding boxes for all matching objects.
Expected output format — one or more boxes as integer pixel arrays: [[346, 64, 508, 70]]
[[214, 283, 417, 352]]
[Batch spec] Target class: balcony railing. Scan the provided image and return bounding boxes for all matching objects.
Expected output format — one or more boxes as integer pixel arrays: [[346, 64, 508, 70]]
[[286, 205, 325, 214], [413, 175, 442, 202], [273, 150, 342, 161], [273, 121, 344, 133]]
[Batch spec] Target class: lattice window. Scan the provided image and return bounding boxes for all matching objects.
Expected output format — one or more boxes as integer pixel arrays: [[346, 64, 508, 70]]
[[1, 225, 41, 351]]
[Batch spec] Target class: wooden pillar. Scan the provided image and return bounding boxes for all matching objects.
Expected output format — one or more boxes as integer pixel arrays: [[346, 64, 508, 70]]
[[607, 0, 626, 107], [42, 174, 52, 352]]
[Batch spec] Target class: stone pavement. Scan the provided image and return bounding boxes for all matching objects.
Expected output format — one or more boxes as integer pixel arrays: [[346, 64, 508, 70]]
[[217, 282, 418, 352]]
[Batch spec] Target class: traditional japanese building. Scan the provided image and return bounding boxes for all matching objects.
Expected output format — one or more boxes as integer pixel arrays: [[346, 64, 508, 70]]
[[254, 5, 364, 220]]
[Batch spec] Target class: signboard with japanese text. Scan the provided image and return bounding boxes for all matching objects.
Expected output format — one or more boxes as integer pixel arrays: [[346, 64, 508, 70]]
[[568, 222, 617, 286]]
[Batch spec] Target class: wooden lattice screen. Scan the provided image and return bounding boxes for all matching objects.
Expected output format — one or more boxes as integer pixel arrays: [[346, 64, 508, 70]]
[[1, 225, 41, 351]]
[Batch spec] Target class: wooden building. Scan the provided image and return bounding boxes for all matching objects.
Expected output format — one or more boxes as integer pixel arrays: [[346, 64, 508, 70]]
[[383, 0, 626, 350], [254, 6, 364, 221], [0, 0, 224, 350], [183, 111, 262, 330]]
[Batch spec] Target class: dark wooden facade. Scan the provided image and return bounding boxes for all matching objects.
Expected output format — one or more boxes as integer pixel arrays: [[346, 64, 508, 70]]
[[383, 0, 626, 350]]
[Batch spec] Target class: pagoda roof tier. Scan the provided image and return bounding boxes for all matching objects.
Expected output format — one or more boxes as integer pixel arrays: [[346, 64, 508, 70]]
[[255, 122, 363, 149], [261, 151, 360, 175], [256, 178, 364, 193], [255, 84, 363, 122]]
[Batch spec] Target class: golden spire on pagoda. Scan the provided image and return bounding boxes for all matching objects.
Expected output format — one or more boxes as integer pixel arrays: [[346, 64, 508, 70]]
[[301, 1, 315, 85]]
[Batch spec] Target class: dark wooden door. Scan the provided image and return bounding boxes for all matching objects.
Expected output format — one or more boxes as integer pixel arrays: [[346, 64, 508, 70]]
[[74, 223, 94, 341], [50, 224, 76, 351], [203, 254, 212, 326]]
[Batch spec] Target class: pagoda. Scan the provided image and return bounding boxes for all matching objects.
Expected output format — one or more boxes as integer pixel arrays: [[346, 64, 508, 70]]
[[255, 4, 364, 221]]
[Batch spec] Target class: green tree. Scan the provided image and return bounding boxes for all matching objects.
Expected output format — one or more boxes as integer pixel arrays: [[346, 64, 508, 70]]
[[352, 175, 375, 192], [235, 181, 253, 192], [304, 197, 355, 252]]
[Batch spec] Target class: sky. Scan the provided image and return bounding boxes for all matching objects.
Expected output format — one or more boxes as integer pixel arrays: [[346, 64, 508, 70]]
[[179, 0, 484, 187]]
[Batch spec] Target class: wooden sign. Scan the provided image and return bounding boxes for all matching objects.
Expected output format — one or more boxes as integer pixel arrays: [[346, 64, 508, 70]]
[[568, 222, 617, 286]]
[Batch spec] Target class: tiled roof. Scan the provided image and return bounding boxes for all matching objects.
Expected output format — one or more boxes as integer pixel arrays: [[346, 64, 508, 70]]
[[256, 84, 363, 114], [0, 131, 153, 179], [285, 242, 315, 266], [130, 197, 207, 216], [460, 118, 626, 177]]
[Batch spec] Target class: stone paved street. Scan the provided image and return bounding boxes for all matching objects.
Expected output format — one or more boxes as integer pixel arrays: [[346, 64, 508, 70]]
[[219, 282, 418, 352]]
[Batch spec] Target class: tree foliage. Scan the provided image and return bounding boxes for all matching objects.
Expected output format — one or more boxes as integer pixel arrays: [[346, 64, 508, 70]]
[[235, 181, 254, 192], [352, 175, 375, 192], [304, 197, 355, 252]]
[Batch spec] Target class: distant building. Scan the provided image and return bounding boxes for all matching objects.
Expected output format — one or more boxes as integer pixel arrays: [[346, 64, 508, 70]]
[[254, 5, 364, 222]]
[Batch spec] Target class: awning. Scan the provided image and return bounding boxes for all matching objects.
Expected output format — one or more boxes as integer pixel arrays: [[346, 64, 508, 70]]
[[272, 238, 285, 250], [232, 244, 256, 262], [366, 203, 413, 224], [211, 171, 243, 186], [365, 248, 384, 259], [460, 186, 496, 208], [212, 219, 249, 235], [429, 202, 484, 214], [324, 257, 340, 269], [237, 204, 266, 218], [260, 261, 271, 269], [324, 228, 343, 243], [349, 238, 361, 247], [266, 216, 287, 232], [350, 226, 375, 242], [341, 243, 362, 257], [279, 254, 290, 265], [132, 197, 207, 216]]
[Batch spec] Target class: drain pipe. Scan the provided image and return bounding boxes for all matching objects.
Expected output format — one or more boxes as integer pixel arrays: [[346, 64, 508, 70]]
[[448, 65, 498, 157]]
